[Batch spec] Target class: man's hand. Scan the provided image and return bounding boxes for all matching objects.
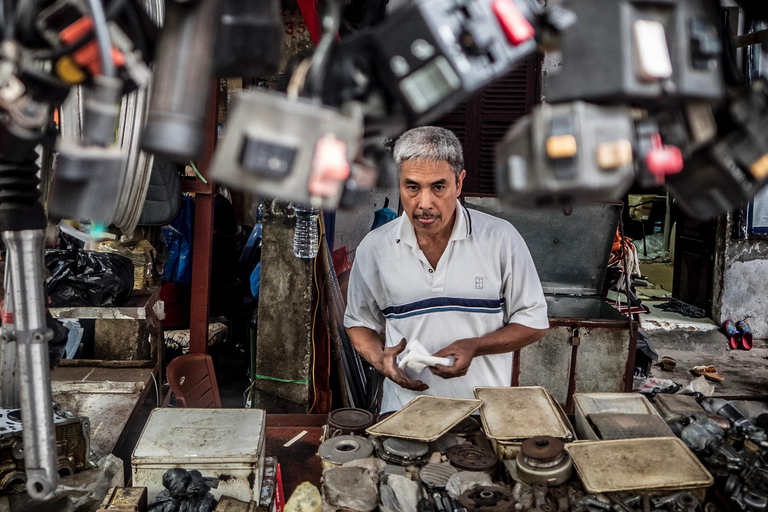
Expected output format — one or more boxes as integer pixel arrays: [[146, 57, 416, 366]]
[[374, 339, 429, 391], [429, 338, 476, 379]]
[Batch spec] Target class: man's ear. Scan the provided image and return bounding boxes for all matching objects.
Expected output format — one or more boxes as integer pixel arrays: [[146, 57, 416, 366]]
[[456, 169, 466, 196]]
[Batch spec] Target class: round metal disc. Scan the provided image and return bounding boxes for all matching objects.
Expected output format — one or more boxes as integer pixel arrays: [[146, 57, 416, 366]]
[[318, 435, 374, 465], [446, 444, 498, 472], [327, 408, 375, 434], [419, 462, 458, 489], [459, 486, 514, 512], [382, 437, 429, 459], [521, 436, 565, 464]]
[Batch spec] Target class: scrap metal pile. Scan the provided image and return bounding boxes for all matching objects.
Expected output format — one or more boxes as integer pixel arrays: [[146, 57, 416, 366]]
[[312, 389, 768, 512]]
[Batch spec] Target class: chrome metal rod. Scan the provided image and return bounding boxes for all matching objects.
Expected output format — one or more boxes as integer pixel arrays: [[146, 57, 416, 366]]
[[0, 248, 19, 409], [2, 230, 57, 499]]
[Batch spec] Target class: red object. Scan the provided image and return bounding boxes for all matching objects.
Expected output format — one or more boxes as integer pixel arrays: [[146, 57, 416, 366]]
[[189, 84, 218, 354], [274, 463, 285, 512], [645, 133, 684, 184], [167, 353, 222, 408], [308, 136, 350, 197], [60, 17, 125, 75], [296, 0, 321, 45], [0, 300, 12, 324], [492, 0, 535, 45]]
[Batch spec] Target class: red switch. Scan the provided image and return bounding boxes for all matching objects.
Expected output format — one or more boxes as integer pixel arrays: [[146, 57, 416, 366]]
[[492, 0, 535, 45], [645, 133, 683, 184], [308, 136, 350, 197]]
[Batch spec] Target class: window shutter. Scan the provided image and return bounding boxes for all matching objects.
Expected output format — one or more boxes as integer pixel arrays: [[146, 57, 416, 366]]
[[434, 55, 539, 196]]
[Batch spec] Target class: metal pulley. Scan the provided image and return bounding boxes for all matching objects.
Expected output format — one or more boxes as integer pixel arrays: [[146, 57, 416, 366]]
[[446, 444, 498, 473], [326, 408, 375, 438], [515, 436, 573, 486], [318, 435, 374, 467]]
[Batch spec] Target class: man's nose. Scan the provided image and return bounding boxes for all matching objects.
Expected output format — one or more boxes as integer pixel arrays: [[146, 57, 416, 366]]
[[417, 189, 435, 210]]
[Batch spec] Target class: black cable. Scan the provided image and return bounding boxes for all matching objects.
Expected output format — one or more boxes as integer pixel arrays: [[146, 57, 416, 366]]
[[3, 0, 15, 42], [84, 0, 115, 77]]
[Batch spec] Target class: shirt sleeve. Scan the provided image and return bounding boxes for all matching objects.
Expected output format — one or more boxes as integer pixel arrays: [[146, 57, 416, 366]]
[[501, 230, 550, 330], [344, 255, 386, 333]]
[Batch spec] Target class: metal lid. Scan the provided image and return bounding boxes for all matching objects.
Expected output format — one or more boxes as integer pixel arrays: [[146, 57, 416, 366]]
[[318, 435, 374, 465], [382, 437, 429, 459], [446, 444, 498, 473], [465, 201, 621, 296], [327, 408, 375, 434], [567, 437, 714, 494], [420, 463, 458, 489], [367, 395, 482, 442]]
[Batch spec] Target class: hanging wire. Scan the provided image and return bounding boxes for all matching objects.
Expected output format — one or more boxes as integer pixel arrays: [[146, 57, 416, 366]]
[[304, 0, 341, 99], [84, 0, 116, 77]]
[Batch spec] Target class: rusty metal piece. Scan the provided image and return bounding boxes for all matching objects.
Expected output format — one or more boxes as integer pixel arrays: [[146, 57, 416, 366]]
[[532, 483, 547, 508], [551, 487, 569, 512], [522, 492, 535, 510], [446, 444, 498, 473], [522, 437, 565, 463], [578, 497, 611, 510], [642, 497, 650, 512], [540, 505, 556, 512], [460, 487, 515, 512], [99, 486, 148, 511], [517, 437, 572, 486], [450, 416, 481, 436], [327, 408, 375, 437]]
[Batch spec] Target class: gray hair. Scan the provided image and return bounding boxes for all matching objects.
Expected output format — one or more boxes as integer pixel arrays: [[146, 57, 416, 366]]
[[393, 126, 464, 179]]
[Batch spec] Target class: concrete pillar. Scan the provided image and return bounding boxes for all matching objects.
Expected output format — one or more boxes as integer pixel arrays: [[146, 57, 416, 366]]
[[253, 200, 314, 413]]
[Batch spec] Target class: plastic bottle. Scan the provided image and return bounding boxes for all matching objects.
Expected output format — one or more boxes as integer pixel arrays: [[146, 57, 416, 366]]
[[293, 205, 319, 258]]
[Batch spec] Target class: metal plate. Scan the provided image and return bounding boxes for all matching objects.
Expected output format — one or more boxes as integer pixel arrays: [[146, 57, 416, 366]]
[[566, 437, 714, 494], [318, 435, 374, 465], [474, 387, 572, 441], [367, 395, 482, 442], [420, 462, 458, 489], [465, 201, 621, 296], [588, 413, 675, 440]]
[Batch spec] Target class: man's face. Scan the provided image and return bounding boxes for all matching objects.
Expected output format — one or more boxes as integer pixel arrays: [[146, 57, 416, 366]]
[[400, 159, 465, 237]]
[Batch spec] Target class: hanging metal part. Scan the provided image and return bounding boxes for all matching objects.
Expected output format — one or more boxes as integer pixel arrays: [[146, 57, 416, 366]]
[[2, 230, 57, 499], [459, 487, 515, 512]]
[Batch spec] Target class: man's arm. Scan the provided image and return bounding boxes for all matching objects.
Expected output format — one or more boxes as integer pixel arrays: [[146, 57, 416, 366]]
[[429, 323, 547, 379], [347, 326, 429, 391]]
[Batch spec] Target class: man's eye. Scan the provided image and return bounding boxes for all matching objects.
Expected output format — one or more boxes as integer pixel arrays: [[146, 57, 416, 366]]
[[407, 186, 418, 191], [434, 186, 445, 191]]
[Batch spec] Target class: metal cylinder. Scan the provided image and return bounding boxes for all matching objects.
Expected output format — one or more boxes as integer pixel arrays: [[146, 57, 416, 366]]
[[140, 0, 221, 161], [2, 230, 57, 499]]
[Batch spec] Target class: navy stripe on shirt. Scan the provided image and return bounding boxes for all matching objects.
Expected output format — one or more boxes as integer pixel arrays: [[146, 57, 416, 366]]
[[382, 297, 505, 319]]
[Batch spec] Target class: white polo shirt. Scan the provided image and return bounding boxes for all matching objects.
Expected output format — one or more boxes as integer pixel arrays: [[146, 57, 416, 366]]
[[344, 200, 549, 412]]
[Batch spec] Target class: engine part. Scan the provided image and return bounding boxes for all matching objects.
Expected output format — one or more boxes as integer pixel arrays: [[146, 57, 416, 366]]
[[141, 0, 221, 161], [515, 436, 573, 486], [210, 89, 363, 210], [318, 435, 374, 466], [551, 487, 570, 512], [377, 437, 430, 466], [459, 486, 515, 512], [327, 408, 375, 437], [495, 101, 636, 208], [446, 444, 498, 473], [370, 0, 546, 125], [0, 405, 89, 494], [420, 463, 458, 489], [547, 0, 724, 105]]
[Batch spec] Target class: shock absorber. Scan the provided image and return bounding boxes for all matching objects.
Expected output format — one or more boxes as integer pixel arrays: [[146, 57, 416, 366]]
[[0, 89, 59, 499]]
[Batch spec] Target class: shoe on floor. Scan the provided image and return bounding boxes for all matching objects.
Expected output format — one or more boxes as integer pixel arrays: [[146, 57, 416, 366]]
[[736, 320, 753, 350], [723, 319, 742, 350], [692, 365, 725, 383], [661, 356, 677, 372]]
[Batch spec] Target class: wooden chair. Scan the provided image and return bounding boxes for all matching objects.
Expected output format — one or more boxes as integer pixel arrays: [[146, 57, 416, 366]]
[[166, 353, 221, 408]]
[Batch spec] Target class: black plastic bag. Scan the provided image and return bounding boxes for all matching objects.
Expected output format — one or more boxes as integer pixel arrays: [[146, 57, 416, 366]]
[[45, 250, 134, 307], [148, 468, 218, 512]]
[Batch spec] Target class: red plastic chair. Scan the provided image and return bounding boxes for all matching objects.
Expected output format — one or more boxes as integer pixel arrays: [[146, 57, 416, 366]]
[[166, 354, 222, 408]]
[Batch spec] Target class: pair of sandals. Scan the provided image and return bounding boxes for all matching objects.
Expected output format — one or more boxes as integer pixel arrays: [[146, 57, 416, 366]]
[[723, 319, 754, 350]]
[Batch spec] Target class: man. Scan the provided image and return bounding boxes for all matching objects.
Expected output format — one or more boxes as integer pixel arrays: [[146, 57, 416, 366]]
[[344, 126, 549, 412]]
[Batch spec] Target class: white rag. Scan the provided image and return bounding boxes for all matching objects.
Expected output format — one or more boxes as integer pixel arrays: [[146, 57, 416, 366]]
[[397, 339, 454, 372]]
